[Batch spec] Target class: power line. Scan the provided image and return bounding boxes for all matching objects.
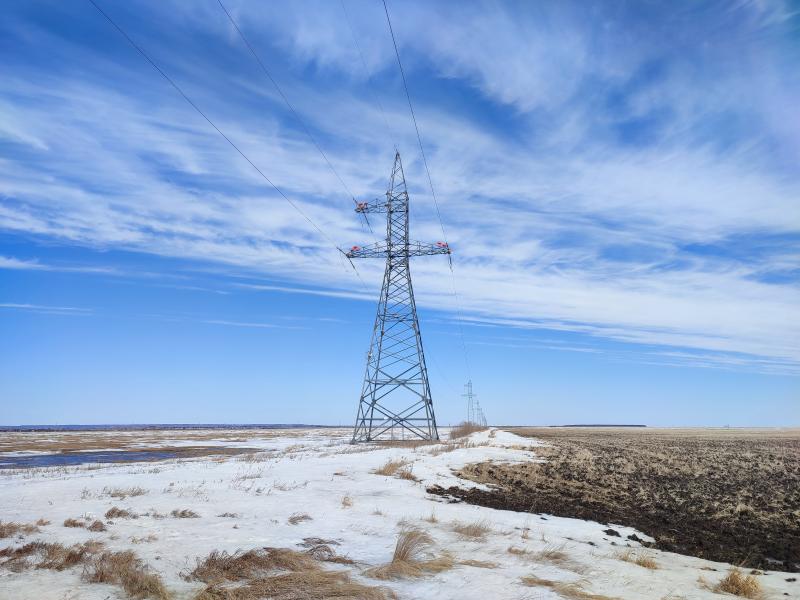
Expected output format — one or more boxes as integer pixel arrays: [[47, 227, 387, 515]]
[[381, 0, 446, 243], [381, 0, 473, 379], [339, 0, 395, 150], [216, 0, 358, 206], [87, 0, 370, 290]]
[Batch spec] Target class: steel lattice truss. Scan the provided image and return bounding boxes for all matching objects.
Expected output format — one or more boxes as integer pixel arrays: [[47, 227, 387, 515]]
[[344, 152, 450, 442]]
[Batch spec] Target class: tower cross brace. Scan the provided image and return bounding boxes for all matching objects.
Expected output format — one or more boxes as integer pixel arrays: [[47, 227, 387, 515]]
[[344, 152, 451, 442]]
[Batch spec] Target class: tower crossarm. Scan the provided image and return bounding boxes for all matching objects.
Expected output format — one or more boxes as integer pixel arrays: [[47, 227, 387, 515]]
[[345, 241, 451, 259], [354, 198, 390, 214]]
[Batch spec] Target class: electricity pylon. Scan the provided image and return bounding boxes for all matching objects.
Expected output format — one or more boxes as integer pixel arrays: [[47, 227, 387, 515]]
[[463, 380, 476, 423], [462, 380, 487, 426], [345, 152, 451, 442]]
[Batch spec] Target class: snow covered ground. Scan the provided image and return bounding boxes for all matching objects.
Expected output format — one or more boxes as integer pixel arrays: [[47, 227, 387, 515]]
[[0, 428, 794, 599]]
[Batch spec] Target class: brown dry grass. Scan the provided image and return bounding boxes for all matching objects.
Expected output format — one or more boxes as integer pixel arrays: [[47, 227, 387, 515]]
[[615, 549, 659, 569], [189, 547, 393, 600], [521, 574, 617, 599], [422, 511, 438, 524], [705, 568, 763, 598], [170, 508, 200, 518], [106, 506, 138, 519], [0, 540, 103, 572], [63, 518, 86, 528], [194, 571, 394, 599], [373, 459, 407, 476], [288, 513, 313, 525], [451, 519, 491, 539], [449, 422, 488, 440], [84, 550, 170, 599], [87, 520, 107, 532], [0, 540, 168, 599], [341, 494, 353, 508], [105, 486, 148, 499], [395, 467, 419, 482], [0, 521, 40, 538], [364, 529, 453, 580], [131, 534, 158, 544], [460, 559, 499, 568]]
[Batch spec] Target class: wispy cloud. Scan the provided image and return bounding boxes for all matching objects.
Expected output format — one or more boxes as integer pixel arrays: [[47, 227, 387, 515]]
[[0, 303, 93, 315], [0, 0, 798, 373]]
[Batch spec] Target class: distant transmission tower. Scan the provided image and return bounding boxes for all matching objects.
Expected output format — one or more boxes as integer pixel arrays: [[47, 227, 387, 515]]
[[463, 380, 476, 423], [462, 380, 487, 426], [345, 152, 451, 442]]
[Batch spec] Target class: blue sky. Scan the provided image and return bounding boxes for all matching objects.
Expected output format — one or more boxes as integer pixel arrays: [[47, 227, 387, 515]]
[[1, 0, 798, 426]]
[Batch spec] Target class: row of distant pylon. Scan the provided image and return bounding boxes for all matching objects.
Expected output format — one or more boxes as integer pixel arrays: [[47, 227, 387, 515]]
[[463, 380, 487, 427]]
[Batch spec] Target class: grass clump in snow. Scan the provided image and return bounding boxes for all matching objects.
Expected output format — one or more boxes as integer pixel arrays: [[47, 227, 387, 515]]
[[170, 508, 200, 519], [615, 549, 659, 569], [288, 513, 312, 525], [85, 549, 170, 599], [341, 494, 353, 508], [521, 574, 615, 599], [364, 529, 453, 580], [63, 518, 86, 528], [0, 541, 168, 599], [189, 547, 394, 599], [451, 519, 491, 539], [105, 506, 138, 520], [395, 466, 419, 482], [449, 421, 488, 440], [373, 459, 407, 476], [0, 521, 40, 538], [460, 559, 499, 569], [87, 520, 107, 532], [104, 486, 148, 499], [704, 568, 763, 598]]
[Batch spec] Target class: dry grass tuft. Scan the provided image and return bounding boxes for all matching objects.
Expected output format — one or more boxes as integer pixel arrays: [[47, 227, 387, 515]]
[[709, 568, 763, 598], [131, 534, 158, 544], [64, 517, 87, 528], [0, 540, 106, 574], [105, 486, 148, 499], [373, 459, 407, 476], [288, 513, 312, 525], [87, 520, 107, 532], [341, 494, 353, 508], [35, 518, 50, 526], [364, 529, 453, 580], [615, 549, 659, 570], [0, 521, 40, 538], [521, 574, 616, 600], [451, 519, 491, 539], [303, 542, 355, 565], [422, 511, 438, 524], [449, 421, 488, 440], [105, 506, 138, 520], [218, 512, 239, 518], [396, 466, 420, 482], [84, 549, 170, 599], [170, 508, 200, 519], [190, 547, 394, 599], [194, 570, 394, 599], [460, 559, 499, 568]]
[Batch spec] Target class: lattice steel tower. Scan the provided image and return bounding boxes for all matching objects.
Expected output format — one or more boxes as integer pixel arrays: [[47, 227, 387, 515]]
[[345, 152, 451, 442]]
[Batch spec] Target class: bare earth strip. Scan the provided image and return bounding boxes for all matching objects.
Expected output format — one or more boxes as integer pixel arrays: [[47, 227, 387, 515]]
[[428, 427, 800, 572]]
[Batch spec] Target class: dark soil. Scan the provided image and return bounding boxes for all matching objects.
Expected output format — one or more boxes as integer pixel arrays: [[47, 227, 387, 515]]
[[428, 427, 800, 572]]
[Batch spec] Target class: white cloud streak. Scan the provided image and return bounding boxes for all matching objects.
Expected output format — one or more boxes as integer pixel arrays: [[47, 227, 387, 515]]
[[0, 0, 798, 372]]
